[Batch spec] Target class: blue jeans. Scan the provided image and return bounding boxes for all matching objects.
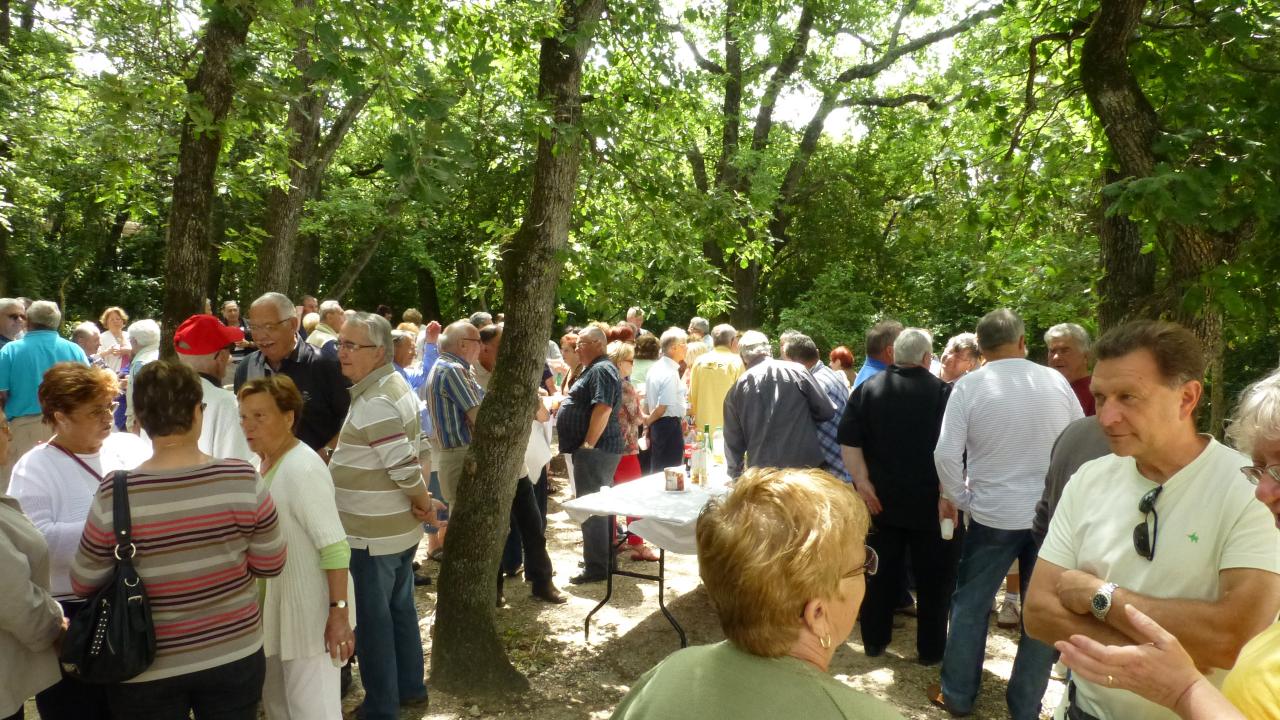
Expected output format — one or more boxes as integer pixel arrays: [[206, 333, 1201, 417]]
[[349, 546, 427, 720], [940, 521, 1055, 719], [572, 447, 621, 576]]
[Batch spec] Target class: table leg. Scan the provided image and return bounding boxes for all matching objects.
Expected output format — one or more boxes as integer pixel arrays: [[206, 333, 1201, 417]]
[[656, 548, 687, 648], [584, 514, 618, 642]]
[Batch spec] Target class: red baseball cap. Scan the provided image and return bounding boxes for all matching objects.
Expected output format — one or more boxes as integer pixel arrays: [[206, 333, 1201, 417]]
[[174, 314, 244, 355]]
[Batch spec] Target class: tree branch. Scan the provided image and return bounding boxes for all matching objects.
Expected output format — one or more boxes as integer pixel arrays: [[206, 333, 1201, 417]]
[[749, 2, 816, 153], [839, 92, 939, 109], [670, 23, 725, 74], [836, 4, 1002, 83]]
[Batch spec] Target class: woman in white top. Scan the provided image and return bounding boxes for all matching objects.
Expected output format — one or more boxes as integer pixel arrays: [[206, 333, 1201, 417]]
[[237, 375, 354, 720], [0, 414, 65, 720], [8, 362, 148, 720], [96, 306, 131, 374]]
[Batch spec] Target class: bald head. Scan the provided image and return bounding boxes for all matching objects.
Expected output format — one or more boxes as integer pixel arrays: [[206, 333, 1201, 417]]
[[577, 325, 608, 364]]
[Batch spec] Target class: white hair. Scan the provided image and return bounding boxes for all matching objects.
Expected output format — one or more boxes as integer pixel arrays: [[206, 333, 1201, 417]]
[[319, 299, 344, 322], [1044, 322, 1091, 354], [738, 330, 771, 364], [659, 327, 689, 355], [26, 300, 62, 330], [1227, 368, 1280, 457], [71, 321, 101, 343], [128, 319, 161, 349], [893, 328, 934, 368], [251, 292, 295, 321], [345, 312, 393, 364]]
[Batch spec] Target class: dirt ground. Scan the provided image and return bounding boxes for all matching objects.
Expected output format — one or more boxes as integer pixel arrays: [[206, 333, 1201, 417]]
[[344, 472, 1067, 720]]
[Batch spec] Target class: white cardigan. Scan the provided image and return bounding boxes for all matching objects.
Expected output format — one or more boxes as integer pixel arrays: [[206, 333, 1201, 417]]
[[0, 494, 62, 716], [258, 443, 354, 660]]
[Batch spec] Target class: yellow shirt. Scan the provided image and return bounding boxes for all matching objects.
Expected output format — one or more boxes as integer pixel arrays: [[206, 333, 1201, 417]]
[[688, 346, 744, 431], [1221, 622, 1280, 719]]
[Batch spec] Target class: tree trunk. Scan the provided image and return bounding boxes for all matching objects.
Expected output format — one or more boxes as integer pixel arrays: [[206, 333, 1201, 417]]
[[327, 227, 388, 301], [416, 265, 442, 322], [159, 1, 255, 358], [1096, 169, 1155, 331], [255, 0, 322, 296], [430, 0, 605, 696], [0, 0, 13, 296]]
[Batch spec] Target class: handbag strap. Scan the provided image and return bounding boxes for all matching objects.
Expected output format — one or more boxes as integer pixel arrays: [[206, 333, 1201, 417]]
[[109, 470, 135, 560], [48, 441, 104, 483]]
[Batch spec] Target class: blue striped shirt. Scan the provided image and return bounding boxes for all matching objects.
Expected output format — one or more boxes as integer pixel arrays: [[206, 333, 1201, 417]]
[[425, 352, 483, 449], [809, 361, 851, 481]]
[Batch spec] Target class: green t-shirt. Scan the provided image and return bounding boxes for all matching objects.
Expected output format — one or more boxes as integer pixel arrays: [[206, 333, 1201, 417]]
[[611, 641, 904, 720]]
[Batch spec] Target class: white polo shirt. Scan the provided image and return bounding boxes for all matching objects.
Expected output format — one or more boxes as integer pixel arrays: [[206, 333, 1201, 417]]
[[1039, 438, 1279, 720]]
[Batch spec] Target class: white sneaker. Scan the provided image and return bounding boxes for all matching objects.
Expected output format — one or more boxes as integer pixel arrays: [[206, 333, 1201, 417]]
[[996, 599, 1021, 629]]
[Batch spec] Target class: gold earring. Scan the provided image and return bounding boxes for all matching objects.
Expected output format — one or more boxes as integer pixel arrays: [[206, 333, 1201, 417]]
[[820, 633, 832, 650]]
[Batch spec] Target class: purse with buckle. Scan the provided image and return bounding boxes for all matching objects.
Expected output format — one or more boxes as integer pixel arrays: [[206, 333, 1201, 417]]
[[59, 470, 156, 683]]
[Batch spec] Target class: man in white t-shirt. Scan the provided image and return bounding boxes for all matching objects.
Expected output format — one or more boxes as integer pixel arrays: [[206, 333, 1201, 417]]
[[929, 308, 1083, 720], [1026, 320, 1280, 720], [173, 314, 254, 462]]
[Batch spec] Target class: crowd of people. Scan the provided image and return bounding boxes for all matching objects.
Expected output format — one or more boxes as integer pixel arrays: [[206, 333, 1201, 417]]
[[0, 293, 1277, 720]]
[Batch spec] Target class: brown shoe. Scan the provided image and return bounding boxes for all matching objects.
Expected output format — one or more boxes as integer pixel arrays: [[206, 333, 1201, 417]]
[[532, 582, 567, 604], [926, 683, 971, 717]]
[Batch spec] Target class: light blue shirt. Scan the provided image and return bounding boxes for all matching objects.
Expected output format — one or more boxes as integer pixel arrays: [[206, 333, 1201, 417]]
[[0, 329, 89, 419], [643, 356, 686, 418], [852, 356, 888, 389]]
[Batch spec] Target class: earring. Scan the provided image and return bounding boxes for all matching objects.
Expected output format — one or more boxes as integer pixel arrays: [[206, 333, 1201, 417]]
[[820, 633, 832, 650]]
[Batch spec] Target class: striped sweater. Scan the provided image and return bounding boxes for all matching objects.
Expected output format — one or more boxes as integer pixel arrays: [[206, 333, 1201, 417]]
[[70, 459, 286, 682], [330, 363, 426, 556]]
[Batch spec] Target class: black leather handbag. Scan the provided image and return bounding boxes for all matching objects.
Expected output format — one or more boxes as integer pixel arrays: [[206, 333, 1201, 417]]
[[59, 470, 157, 683]]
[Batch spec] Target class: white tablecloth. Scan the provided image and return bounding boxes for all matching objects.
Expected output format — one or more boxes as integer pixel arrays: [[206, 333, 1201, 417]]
[[562, 473, 730, 555]]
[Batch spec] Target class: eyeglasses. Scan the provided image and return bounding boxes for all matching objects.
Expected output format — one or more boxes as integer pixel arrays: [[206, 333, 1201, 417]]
[[79, 402, 120, 420], [1240, 464, 1280, 486], [1132, 485, 1163, 561], [4, 313, 23, 320], [336, 341, 378, 353], [247, 318, 292, 334], [842, 546, 879, 578]]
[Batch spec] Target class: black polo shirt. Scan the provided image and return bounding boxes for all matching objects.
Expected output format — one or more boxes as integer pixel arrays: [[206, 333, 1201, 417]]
[[233, 339, 350, 450], [555, 356, 623, 454], [837, 365, 951, 530]]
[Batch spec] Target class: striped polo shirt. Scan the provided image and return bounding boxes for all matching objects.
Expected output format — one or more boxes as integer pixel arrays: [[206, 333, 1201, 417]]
[[70, 460, 286, 682], [424, 352, 483, 449], [330, 363, 426, 555]]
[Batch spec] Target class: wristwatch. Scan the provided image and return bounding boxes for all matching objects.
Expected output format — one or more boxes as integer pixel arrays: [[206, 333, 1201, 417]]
[[1090, 582, 1118, 621], [329, 600, 348, 610]]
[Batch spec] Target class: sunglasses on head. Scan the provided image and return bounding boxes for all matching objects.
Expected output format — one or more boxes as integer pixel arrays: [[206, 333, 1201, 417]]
[[1132, 485, 1162, 561]]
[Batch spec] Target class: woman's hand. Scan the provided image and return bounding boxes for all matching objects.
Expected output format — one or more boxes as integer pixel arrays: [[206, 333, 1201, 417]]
[[325, 608, 355, 663], [1055, 604, 1202, 710]]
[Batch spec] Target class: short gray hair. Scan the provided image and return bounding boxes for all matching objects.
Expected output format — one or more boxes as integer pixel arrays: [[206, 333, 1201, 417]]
[[72, 321, 100, 344], [252, 292, 295, 321], [440, 319, 477, 354], [944, 332, 980, 359], [893, 328, 934, 367], [711, 323, 737, 347], [1227, 367, 1280, 456], [128, 319, 161, 349], [660, 327, 689, 355], [627, 306, 645, 321], [26, 300, 62, 330], [391, 329, 414, 345], [319, 300, 343, 322], [738, 330, 771, 364], [865, 320, 904, 357], [578, 325, 607, 346], [1044, 323, 1091, 354], [221, 300, 238, 311], [975, 309, 1024, 353], [345, 312, 393, 365], [688, 316, 710, 336], [469, 311, 493, 328], [782, 334, 819, 364], [0, 297, 24, 316]]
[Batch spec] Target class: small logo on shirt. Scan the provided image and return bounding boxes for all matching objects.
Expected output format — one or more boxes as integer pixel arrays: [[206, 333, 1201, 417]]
[[1187, 532, 1199, 543]]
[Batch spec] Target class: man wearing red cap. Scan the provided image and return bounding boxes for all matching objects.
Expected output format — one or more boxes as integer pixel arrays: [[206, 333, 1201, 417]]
[[174, 314, 254, 462]]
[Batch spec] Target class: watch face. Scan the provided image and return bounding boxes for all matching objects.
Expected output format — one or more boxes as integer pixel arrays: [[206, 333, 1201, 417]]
[[1092, 593, 1108, 613]]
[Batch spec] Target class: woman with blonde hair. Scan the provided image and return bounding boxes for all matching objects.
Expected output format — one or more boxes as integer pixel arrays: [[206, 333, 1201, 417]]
[[612, 468, 903, 719], [97, 306, 131, 374]]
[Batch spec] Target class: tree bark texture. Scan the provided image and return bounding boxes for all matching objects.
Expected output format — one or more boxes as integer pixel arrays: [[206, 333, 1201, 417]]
[[430, 0, 605, 696], [255, 0, 322, 297], [160, 1, 254, 358], [1096, 169, 1155, 331], [326, 204, 399, 301], [0, 0, 14, 296], [1081, 0, 1253, 436]]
